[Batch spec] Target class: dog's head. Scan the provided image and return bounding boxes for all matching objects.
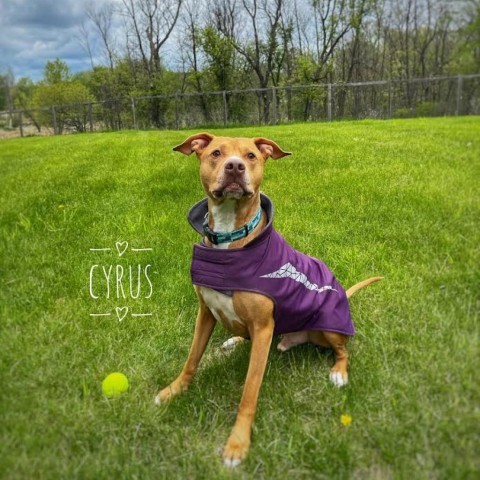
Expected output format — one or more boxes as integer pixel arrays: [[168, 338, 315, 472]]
[[173, 133, 290, 201]]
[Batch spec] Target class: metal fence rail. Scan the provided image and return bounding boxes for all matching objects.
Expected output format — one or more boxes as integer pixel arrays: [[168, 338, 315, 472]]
[[1, 74, 479, 138]]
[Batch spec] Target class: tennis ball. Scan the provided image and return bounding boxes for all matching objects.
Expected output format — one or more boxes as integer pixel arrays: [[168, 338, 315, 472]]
[[102, 372, 129, 398]]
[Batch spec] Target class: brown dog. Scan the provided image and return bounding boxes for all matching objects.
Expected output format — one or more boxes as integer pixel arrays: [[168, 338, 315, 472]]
[[155, 133, 381, 467]]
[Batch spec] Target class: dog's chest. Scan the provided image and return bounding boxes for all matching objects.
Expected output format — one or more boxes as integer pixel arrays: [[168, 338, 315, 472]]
[[199, 287, 248, 336]]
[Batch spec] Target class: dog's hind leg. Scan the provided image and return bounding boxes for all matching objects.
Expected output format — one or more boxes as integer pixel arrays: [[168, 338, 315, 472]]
[[322, 331, 349, 387], [277, 329, 332, 352], [276, 331, 309, 352]]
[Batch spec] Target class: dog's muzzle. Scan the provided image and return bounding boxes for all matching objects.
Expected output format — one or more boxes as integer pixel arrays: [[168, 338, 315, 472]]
[[213, 159, 251, 198]]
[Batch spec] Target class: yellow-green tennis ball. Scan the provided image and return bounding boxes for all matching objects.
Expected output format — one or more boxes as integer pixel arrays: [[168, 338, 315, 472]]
[[102, 372, 129, 398]]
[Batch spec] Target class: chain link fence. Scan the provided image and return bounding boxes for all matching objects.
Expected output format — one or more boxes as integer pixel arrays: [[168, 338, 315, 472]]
[[1, 74, 479, 138]]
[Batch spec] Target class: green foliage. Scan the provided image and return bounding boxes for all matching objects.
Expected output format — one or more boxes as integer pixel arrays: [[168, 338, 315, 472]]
[[394, 107, 413, 118], [32, 72, 95, 133], [0, 75, 8, 111], [200, 27, 236, 91], [43, 58, 71, 85], [13, 77, 36, 109], [34, 58, 94, 122], [416, 101, 437, 116], [292, 54, 318, 84], [0, 70, 14, 111], [452, 2, 480, 74], [33, 81, 94, 109]]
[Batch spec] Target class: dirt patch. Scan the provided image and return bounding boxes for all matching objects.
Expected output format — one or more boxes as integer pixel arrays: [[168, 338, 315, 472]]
[[0, 126, 54, 139]]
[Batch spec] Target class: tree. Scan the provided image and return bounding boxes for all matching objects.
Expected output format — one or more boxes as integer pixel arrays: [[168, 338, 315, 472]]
[[216, 0, 287, 122], [309, 0, 371, 82], [33, 60, 94, 133], [14, 77, 41, 132], [201, 27, 237, 91], [86, 1, 117, 70], [202, 0, 239, 92], [0, 74, 8, 111], [44, 59, 71, 84], [178, 0, 210, 120], [119, 0, 183, 125], [454, 0, 480, 73], [0, 69, 15, 128]]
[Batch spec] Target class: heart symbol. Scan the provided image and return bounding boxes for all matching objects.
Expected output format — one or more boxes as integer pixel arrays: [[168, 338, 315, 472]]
[[115, 306, 129, 322], [115, 241, 128, 257]]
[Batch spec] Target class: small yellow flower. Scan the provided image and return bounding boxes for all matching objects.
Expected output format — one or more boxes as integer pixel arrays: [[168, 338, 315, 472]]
[[340, 414, 352, 427]]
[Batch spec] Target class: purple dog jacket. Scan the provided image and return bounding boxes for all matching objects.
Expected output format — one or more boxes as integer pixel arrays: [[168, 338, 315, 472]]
[[187, 194, 354, 336]]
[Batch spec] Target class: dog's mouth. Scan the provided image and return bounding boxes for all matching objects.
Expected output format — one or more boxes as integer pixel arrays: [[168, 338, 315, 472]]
[[212, 181, 253, 199], [224, 182, 244, 193]]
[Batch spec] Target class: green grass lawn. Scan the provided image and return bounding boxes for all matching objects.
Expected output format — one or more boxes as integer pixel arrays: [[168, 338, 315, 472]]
[[0, 117, 478, 479]]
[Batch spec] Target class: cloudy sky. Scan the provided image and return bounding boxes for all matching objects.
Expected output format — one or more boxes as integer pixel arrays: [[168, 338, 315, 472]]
[[0, 0, 113, 81]]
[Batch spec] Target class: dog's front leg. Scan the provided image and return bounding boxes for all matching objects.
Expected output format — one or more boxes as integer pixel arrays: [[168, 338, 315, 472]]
[[223, 318, 274, 467], [155, 302, 216, 404]]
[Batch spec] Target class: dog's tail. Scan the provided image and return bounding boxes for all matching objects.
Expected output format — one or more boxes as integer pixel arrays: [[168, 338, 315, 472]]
[[346, 277, 383, 299]]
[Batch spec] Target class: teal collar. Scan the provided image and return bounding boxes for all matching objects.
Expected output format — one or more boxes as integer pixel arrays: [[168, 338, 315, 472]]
[[202, 207, 263, 245]]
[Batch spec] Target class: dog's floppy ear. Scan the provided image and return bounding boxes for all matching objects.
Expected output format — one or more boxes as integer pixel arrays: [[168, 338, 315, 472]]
[[173, 133, 215, 155], [254, 138, 291, 160]]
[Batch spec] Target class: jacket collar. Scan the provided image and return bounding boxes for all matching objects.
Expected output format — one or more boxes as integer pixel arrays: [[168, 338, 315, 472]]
[[187, 193, 275, 247]]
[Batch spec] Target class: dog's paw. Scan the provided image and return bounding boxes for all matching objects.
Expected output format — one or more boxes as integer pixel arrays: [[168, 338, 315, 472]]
[[221, 336, 246, 352], [154, 380, 185, 405], [276, 338, 290, 352], [277, 331, 309, 352], [223, 433, 250, 468], [223, 455, 242, 468], [154, 388, 172, 405], [329, 370, 348, 388]]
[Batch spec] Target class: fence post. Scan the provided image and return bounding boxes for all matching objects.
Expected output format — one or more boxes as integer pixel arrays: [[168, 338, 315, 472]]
[[131, 98, 137, 129], [271, 87, 277, 125], [327, 84, 333, 121], [51, 106, 57, 134], [19, 111, 24, 137], [388, 81, 393, 118], [287, 87, 292, 121], [175, 95, 179, 129], [456, 75, 463, 116], [222, 91, 228, 127], [115, 99, 121, 130], [88, 103, 94, 132]]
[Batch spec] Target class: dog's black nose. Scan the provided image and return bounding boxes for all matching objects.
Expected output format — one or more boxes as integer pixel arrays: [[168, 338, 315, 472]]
[[225, 159, 246, 173]]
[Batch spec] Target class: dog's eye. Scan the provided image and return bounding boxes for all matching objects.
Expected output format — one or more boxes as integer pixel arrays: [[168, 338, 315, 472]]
[[211, 150, 221, 158], [247, 152, 256, 160]]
